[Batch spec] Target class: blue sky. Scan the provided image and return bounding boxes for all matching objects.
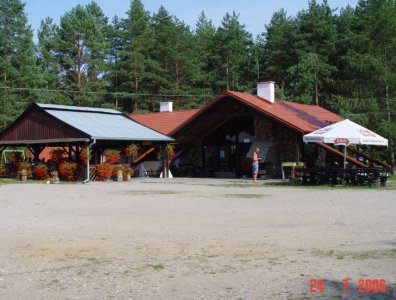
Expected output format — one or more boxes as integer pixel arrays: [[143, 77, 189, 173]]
[[25, 0, 358, 38]]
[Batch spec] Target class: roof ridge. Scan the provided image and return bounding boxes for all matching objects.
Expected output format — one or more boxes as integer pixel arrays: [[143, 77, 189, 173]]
[[37, 103, 121, 115], [130, 108, 200, 116]]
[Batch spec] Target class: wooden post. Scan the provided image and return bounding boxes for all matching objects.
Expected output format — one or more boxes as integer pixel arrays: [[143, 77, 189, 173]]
[[295, 142, 300, 163], [301, 141, 305, 163], [31, 146, 44, 161]]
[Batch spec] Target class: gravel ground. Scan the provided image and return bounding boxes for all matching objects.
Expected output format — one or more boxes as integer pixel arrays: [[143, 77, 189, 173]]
[[0, 178, 395, 299]]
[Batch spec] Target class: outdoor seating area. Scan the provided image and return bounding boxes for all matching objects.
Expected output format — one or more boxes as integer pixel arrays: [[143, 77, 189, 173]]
[[297, 166, 390, 187]]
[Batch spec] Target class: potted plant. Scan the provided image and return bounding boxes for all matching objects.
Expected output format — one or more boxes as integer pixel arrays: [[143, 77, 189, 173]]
[[122, 165, 133, 181], [18, 162, 32, 179], [50, 171, 60, 184], [96, 162, 113, 181], [19, 169, 28, 181], [157, 144, 175, 160], [59, 162, 77, 181], [9, 153, 19, 169], [124, 144, 139, 159], [165, 144, 175, 157], [34, 164, 48, 180], [50, 149, 65, 165], [0, 163, 7, 177], [79, 147, 91, 165], [114, 165, 124, 182], [104, 149, 120, 164]]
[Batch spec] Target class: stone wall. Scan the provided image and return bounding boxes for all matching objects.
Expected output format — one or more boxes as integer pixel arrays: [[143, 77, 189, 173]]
[[253, 115, 300, 176], [179, 140, 202, 168]]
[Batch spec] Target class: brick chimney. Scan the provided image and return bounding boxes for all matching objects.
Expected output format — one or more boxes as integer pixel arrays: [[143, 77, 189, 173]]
[[257, 81, 275, 103]]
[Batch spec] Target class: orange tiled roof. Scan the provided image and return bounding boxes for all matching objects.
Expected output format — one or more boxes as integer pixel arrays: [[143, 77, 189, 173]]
[[170, 91, 342, 135], [130, 91, 342, 137], [224, 91, 342, 133], [129, 109, 200, 135]]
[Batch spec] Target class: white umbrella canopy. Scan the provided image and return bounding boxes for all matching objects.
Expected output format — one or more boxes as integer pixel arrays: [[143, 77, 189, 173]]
[[303, 119, 388, 147]]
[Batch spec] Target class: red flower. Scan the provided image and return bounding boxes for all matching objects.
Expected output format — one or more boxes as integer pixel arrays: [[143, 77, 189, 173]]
[[50, 149, 65, 165], [59, 162, 77, 181], [0, 163, 7, 177], [34, 164, 48, 180], [104, 149, 120, 164], [18, 162, 33, 178], [96, 162, 113, 179], [79, 147, 91, 165]]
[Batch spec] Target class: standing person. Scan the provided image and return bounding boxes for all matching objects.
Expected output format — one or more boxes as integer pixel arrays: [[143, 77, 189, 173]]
[[252, 147, 261, 183]]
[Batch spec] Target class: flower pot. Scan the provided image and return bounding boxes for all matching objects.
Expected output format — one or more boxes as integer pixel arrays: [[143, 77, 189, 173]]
[[50, 174, 60, 184], [117, 169, 123, 182], [126, 173, 131, 182], [18, 170, 28, 181]]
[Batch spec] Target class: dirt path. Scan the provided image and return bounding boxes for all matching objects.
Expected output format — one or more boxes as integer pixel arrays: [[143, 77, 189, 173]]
[[0, 179, 395, 299]]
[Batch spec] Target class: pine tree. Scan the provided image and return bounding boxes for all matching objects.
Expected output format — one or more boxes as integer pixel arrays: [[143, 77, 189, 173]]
[[37, 17, 59, 87], [111, 0, 158, 111], [106, 15, 124, 109], [0, 0, 41, 129], [151, 6, 201, 108], [287, 0, 337, 105], [213, 12, 254, 92], [55, 3, 108, 106], [151, 6, 178, 94], [37, 17, 72, 104], [194, 11, 216, 95], [258, 9, 297, 89]]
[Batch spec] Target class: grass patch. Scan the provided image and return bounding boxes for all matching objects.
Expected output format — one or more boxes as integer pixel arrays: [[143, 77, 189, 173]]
[[0, 178, 47, 185], [224, 193, 265, 199], [264, 181, 396, 190], [385, 175, 396, 189], [312, 249, 396, 260], [146, 263, 165, 271], [0, 178, 77, 185]]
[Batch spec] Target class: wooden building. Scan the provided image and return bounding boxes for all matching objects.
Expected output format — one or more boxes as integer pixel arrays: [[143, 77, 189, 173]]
[[131, 82, 370, 178], [0, 103, 173, 180]]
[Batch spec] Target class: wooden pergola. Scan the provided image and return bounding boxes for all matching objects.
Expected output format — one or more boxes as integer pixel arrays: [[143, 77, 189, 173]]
[[0, 103, 173, 180]]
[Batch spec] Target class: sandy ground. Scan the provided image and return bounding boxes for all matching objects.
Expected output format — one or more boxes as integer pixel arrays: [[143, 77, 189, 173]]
[[0, 178, 395, 300]]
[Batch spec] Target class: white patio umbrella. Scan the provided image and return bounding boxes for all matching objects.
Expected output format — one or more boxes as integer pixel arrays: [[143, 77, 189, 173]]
[[303, 119, 388, 169]]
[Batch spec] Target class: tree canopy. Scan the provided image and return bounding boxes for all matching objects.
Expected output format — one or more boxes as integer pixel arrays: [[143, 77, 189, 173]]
[[0, 0, 395, 167]]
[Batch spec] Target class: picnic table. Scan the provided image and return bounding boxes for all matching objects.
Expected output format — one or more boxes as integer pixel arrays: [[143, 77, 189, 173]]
[[297, 166, 389, 187], [281, 162, 305, 180]]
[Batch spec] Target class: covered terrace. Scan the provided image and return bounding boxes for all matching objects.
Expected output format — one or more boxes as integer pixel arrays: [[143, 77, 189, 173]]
[[0, 103, 173, 181]]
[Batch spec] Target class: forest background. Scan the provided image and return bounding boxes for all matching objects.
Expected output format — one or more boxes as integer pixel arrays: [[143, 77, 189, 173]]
[[0, 0, 395, 167]]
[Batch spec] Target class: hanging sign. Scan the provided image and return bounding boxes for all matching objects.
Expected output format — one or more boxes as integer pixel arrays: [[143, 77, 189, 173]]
[[334, 138, 350, 146]]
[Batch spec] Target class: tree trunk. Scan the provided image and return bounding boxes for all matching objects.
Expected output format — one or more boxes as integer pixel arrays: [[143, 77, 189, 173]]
[[76, 37, 82, 91]]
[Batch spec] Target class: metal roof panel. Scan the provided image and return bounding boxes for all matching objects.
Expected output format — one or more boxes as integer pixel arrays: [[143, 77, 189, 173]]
[[44, 109, 173, 142], [37, 103, 121, 114]]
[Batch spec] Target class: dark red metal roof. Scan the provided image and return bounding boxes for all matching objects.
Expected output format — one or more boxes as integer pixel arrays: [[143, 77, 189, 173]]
[[170, 91, 342, 136], [226, 91, 342, 133], [129, 109, 200, 135]]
